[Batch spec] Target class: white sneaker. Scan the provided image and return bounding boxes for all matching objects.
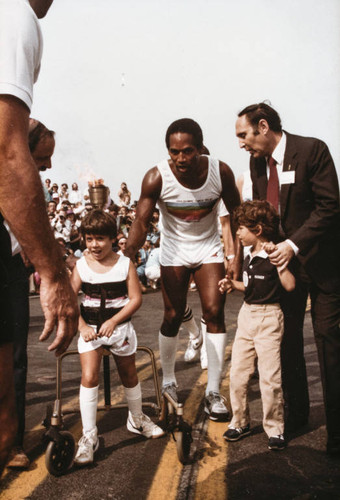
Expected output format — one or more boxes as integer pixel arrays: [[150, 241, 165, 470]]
[[204, 391, 230, 421], [74, 428, 99, 465], [127, 412, 165, 439], [200, 342, 208, 369], [184, 330, 203, 362]]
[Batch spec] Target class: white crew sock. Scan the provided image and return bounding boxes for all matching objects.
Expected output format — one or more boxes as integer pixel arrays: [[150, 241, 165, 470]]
[[183, 306, 199, 340], [159, 331, 178, 386], [124, 382, 142, 417], [200, 317, 207, 350], [79, 384, 98, 434], [205, 332, 227, 395]]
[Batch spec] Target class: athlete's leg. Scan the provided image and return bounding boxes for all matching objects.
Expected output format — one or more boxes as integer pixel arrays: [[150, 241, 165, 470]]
[[194, 263, 228, 419], [160, 265, 192, 336], [193, 262, 226, 333], [159, 266, 191, 388]]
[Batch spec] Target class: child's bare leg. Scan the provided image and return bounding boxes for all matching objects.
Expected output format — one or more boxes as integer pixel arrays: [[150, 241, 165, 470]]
[[114, 353, 165, 439], [79, 349, 102, 434], [114, 353, 141, 414], [114, 353, 138, 388]]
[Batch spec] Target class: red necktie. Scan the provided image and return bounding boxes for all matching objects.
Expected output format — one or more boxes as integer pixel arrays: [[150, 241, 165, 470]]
[[267, 156, 279, 210]]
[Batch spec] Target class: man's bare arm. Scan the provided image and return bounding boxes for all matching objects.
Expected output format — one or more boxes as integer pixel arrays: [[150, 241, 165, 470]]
[[219, 162, 242, 279], [0, 96, 78, 354], [125, 167, 162, 260]]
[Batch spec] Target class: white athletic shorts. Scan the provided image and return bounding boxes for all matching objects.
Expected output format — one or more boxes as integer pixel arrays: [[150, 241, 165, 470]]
[[145, 264, 161, 280], [78, 320, 137, 356], [160, 235, 224, 268]]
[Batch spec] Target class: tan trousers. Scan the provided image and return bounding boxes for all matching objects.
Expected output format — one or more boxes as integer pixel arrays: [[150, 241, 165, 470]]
[[229, 302, 284, 437]]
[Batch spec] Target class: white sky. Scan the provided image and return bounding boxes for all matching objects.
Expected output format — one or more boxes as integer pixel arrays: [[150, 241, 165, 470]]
[[34, 0, 340, 202]]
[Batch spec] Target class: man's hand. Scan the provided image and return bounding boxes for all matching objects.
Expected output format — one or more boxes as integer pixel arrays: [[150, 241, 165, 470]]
[[267, 241, 294, 271], [224, 256, 234, 275], [39, 274, 79, 355]]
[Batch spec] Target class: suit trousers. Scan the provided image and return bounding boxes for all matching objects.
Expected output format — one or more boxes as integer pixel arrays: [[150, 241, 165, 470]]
[[310, 284, 340, 449], [8, 254, 29, 447], [280, 279, 310, 429], [229, 302, 284, 437]]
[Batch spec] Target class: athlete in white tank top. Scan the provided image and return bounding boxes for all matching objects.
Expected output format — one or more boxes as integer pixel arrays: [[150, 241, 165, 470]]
[[125, 119, 241, 421]]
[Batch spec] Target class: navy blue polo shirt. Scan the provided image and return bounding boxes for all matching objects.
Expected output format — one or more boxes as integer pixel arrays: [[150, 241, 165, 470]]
[[243, 248, 282, 305]]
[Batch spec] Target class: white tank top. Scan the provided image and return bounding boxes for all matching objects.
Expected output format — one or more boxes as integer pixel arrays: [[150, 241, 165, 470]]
[[157, 156, 222, 242], [77, 254, 130, 310]]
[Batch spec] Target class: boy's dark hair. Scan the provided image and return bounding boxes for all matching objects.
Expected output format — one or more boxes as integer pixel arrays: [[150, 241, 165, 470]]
[[80, 209, 117, 239], [234, 200, 280, 241], [165, 118, 203, 149]]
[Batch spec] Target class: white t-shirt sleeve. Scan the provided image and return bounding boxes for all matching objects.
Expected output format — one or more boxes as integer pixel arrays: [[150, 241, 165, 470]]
[[217, 199, 229, 217], [0, 0, 43, 110]]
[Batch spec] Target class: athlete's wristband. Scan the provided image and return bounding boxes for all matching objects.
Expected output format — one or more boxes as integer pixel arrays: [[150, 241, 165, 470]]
[[225, 254, 235, 261]]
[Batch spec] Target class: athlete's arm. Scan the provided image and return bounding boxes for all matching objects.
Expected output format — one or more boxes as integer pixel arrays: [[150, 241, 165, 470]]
[[219, 162, 242, 279], [0, 96, 79, 354], [125, 167, 162, 261]]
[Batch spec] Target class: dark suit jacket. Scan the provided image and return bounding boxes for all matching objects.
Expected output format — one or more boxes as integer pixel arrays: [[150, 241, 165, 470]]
[[250, 131, 340, 292]]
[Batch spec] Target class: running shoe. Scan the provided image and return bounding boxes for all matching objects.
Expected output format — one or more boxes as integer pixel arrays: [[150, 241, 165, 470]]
[[74, 427, 99, 465], [127, 412, 165, 439], [204, 391, 229, 421], [162, 382, 178, 404], [184, 330, 203, 362], [223, 424, 251, 442]]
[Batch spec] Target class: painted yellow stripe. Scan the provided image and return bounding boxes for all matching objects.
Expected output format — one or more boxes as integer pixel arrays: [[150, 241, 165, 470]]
[[195, 352, 231, 500], [147, 367, 208, 500], [0, 355, 155, 499], [147, 343, 232, 500]]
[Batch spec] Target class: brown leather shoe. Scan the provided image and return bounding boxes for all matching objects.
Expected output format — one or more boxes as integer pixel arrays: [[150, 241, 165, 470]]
[[7, 447, 30, 469]]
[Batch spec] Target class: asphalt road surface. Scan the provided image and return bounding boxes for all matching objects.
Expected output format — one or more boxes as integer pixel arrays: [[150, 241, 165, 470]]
[[1, 288, 339, 500]]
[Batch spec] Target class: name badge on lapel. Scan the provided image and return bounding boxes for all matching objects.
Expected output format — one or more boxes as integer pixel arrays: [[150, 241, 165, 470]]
[[281, 171, 295, 185]]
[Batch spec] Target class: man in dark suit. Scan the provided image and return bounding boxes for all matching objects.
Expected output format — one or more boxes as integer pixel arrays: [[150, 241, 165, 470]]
[[235, 102, 340, 456]]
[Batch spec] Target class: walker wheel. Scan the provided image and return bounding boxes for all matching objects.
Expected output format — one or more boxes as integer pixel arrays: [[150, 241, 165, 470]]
[[175, 427, 192, 464], [45, 431, 75, 476]]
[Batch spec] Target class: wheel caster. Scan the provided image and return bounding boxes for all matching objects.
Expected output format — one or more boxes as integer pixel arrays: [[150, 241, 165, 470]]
[[175, 423, 192, 464], [45, 430, 75, 476]]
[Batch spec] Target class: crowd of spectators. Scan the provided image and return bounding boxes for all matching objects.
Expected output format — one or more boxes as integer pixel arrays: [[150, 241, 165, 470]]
[[34, 180, 161, 293]]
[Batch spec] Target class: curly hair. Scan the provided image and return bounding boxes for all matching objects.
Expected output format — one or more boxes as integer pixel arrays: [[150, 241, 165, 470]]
[[165, 118, 203, 149], [233, 200, 280, 242], [80, 209, 117, 239]]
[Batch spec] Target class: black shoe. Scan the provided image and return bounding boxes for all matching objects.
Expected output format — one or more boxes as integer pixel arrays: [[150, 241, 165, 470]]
[[268, 434, 286, 451], [327, 438, 340, 457], [223, 424, 251, 442], [285, 417, 308, 433]]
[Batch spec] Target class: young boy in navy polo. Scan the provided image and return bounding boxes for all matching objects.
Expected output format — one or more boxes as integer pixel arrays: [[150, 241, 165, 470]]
[[219, 200, 295, 450]]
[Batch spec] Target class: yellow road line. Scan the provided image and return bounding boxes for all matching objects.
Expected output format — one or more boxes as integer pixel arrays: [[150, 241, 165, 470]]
[[195, 350, 231, 500], [147, 344, 232, 500], [0, 356, 155, 499]]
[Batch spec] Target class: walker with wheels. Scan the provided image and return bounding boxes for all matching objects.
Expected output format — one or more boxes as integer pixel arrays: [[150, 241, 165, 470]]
[[42, 344, 193, 476]]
